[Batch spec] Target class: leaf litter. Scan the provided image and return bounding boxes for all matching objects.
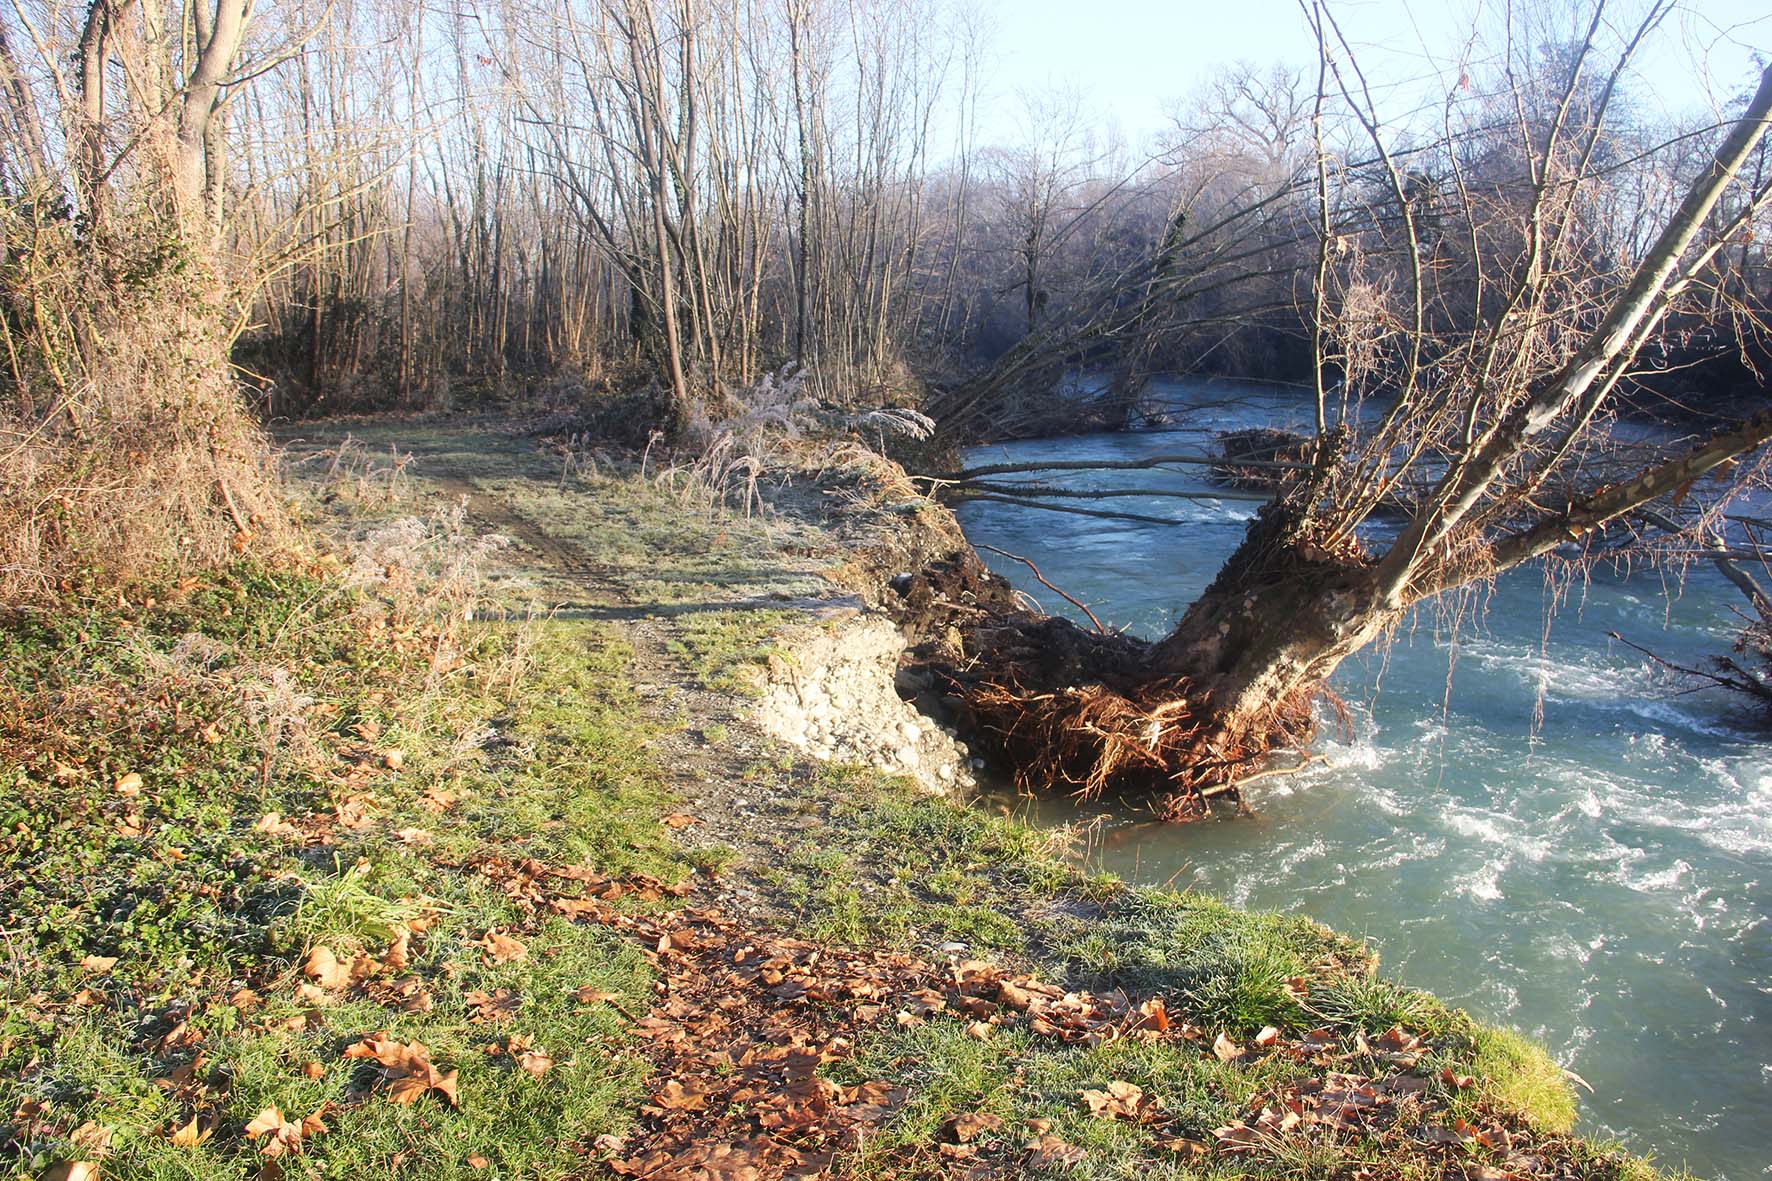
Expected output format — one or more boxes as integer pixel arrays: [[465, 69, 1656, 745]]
[[464, 854, 1600, 1181]]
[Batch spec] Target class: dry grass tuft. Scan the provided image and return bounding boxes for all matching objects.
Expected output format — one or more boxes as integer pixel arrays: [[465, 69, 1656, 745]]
[[0, 209, 287, 601]]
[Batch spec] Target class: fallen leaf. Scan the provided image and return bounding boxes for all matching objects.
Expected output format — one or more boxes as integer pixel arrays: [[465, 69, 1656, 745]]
[[244, 1107, 311, 1157], [70, 1122, 112, 1157], [467, 988, 522, 1024], [168, 1115, 213, 1147], [383, 929, 411, 972], [115, 772, 142, 796], [516, 1047, 554, 1077], [302, 946, 350, 990], [344, 1034, 459, 1108], [661, 813, 698, 829], [420, 784, 458, 812], [1156, 1135, 1211, 1158], [479, 930, 527, 965], [1080, 1080, 1147, 1120], [468, 1155, 490, 1170], [1212, 1032, 1244, 1062], [1255, 1025, 1281, 1047], [650, 1079, 709, 1111], [942, 1111, 1003, 1143], [80, 955, 118, 974], [41, 1162, 98, 1181], [254, 812, 301, 840], [1023, 1134, 1086, 1169]]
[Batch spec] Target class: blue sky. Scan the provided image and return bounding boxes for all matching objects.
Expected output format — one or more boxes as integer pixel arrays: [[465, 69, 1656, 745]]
[[976, 0, 1772, 145]]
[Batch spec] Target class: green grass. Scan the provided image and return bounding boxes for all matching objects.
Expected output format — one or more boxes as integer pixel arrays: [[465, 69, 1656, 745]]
[[0, 567, 682, 1180], [750, 762, 1608, 1165], [663, 608, 798, 695], [2, 432, 1659, 1181], [756, 763, 1086, 952]]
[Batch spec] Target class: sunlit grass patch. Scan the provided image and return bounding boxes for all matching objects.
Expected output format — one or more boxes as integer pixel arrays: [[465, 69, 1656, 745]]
[[0, 566, 679, 1180], [664, 608, 798, 695]]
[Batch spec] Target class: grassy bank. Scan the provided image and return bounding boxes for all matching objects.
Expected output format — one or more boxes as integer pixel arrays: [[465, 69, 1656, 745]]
[[2, 431, 1667, 1181]]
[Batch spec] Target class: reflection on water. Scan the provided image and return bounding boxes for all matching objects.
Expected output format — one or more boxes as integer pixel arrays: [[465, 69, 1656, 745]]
[[959, 378, 1772, 1180]]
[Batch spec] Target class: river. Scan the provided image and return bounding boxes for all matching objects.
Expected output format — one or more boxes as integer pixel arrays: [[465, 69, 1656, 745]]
[[956, 378, 1772, 1180]]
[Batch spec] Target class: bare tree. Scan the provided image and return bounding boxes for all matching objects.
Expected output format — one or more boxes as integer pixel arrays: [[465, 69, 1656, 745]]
[[923, 6, 1772, 817]]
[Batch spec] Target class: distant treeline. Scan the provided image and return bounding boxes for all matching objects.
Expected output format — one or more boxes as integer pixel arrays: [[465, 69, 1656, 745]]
[[4, 0, 1766, 436]]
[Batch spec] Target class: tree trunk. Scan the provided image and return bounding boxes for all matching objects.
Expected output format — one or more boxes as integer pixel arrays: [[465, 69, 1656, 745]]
[[1148, 505, 1396, 728]]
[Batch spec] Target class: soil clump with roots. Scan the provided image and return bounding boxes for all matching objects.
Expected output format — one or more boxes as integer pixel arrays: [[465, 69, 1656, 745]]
[[894, 554, 1317, 820]]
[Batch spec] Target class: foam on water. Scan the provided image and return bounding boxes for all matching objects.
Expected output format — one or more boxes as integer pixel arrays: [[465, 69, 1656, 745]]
[[960, 387, 1772, 1181]]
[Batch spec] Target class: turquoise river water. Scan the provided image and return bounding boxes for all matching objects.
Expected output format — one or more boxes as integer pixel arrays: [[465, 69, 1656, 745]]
[[957, 379, 1772, 1179]]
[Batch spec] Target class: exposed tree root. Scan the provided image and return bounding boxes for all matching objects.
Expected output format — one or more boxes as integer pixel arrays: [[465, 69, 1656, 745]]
[[896, 555, 1319, 819]]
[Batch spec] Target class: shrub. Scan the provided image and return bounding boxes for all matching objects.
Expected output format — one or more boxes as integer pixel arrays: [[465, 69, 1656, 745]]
[[0, 206, 286, 601]]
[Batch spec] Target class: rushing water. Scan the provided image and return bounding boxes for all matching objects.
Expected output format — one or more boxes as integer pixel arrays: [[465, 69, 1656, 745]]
[[958, 378, 1772, 1180]]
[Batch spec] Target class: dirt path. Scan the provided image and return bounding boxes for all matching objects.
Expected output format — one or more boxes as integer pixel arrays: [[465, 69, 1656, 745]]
[[277, 418, 926, 926]]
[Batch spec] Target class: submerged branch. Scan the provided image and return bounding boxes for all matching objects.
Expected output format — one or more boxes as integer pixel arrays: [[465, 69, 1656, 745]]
[[953, 493, 1184, 527], [975, 543, 1107, 634], [953, 453, 1312, 479], [959, 481, 1275, 503]]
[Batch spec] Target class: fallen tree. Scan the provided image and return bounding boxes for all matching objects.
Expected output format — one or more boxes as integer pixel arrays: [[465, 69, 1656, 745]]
[[912, 9, 1772, 818]]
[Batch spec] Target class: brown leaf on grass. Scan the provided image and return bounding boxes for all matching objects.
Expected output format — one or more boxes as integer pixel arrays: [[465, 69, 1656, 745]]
[[383, 929, 411, 972], [1212, 1122, 1264, 1152], [516, 1047, 554, 1077], [1441, 1067, 1475, 1088], [1133, 997, 1170, 1032], [662, 813, 699, 829], [40, 1162, 98, 1181], [1254, 1025, 1281, 1047], [302, 946, 350, 990], [1079, 1080, 1149, 1120], [1212, 1032, 1244, 1062], [573, 987, 619, 1007], [478, 930, 527, 965], [467, 1155, 490, 1170], [114, 772, 143, 796], [333, 794, 375, 829], [466, 989, 522, 1024], [941, 1112, 1003, 1143], [344, 1034, 459, 1108], [420, 785, 458, 813], [996, 980, 1032, 1010], [1421, 1124, 1468, 1145], [70, 1123, 112, 1158], [254, 812, 302, 840], [79, 955, 117, 974], [167, 1115, 214, 1147], [1023, 1134, 1086, 1169], [387, 1069, 460, 1108], [244, 1106, 323, 1158]]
